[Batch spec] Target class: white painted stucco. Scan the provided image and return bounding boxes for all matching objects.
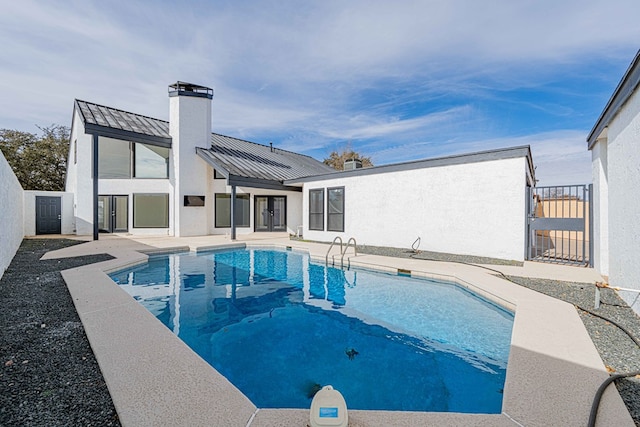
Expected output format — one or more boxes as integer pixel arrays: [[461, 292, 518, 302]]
[[169, 93, 212, 237], [302, 157, 528, 261], [600, 85, 640, 312], [591, 137, 609, 276], [23, 191, 74, 236], [65, 110, 94, 235], [0, 149, 24, 279]]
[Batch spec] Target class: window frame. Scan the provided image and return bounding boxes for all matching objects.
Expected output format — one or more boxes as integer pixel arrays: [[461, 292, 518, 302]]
[[133, 142, 169, 179], [326, 186, 345, 232], [308, 188, 324, 231], [132, 193, 169, 228], [214, 193, 251, 228]]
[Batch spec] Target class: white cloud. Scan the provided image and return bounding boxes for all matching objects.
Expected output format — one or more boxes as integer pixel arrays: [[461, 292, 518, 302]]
[[0, 0, 635, 188]]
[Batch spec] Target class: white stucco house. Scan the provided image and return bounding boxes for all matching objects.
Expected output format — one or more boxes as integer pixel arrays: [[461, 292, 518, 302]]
[[57, 82, 537, 260], [588, 50, 640, 313]]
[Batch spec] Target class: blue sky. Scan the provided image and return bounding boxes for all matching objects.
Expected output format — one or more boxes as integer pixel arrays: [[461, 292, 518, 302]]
[[1, 0, 639, 185]]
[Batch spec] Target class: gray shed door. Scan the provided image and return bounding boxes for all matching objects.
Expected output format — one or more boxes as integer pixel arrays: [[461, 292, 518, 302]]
[[36, 196, 61, 235]]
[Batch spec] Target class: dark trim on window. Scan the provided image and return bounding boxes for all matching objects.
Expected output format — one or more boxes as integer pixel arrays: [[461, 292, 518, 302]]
[[327, 186, 345, 232], [133, 142, 169, 179], [215, 193, 251, 228], [184, 195, 205, 207], [214, 169, 226, 179], [309, 188, 324, 231], [132, 193, 169, 228]]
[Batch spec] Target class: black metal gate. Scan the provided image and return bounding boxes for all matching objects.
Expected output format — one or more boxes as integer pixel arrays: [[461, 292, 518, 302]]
[[526, 185, 592, 266]]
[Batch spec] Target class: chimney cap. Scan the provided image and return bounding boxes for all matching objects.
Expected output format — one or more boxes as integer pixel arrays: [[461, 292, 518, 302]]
[[169, 81, 213, 99]]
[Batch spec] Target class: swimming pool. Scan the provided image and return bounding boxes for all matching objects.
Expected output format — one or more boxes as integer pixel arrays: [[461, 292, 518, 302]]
[[110, 247, 513, 413]]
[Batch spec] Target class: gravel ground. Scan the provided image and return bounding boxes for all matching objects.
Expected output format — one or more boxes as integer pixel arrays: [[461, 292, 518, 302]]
[[0, 239, 119, 427], [2, 238, 638, 425]]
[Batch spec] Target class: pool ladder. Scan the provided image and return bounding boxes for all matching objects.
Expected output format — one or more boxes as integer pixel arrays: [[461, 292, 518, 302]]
[[325, 236, 357, 269]]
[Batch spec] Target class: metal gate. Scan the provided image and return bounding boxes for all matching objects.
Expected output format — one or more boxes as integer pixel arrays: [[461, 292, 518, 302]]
[[526, 184, 592, 266]]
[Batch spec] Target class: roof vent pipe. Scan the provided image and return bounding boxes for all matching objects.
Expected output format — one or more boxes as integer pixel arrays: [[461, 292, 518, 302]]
[[270, 142, 273, 152]]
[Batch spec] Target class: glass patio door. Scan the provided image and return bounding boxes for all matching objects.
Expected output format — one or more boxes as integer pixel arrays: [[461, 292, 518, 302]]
[[98, 195, 128, 232], [255, 196, 286, 232]]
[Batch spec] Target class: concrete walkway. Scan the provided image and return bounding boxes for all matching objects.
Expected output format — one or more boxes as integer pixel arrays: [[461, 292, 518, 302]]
[[49, 234, 632, 427]]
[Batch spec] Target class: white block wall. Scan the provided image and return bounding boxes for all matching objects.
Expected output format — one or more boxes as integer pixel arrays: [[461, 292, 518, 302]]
[[302, 157, 528, 261], [23, 191, 75, 236], [603, 86, 640, 313], [0, 149, 24, 279]]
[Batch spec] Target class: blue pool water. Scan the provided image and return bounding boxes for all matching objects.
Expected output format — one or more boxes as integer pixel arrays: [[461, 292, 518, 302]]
[[110, 248, 513, 413]]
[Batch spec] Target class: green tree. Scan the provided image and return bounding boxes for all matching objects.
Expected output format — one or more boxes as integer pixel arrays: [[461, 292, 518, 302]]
[[323, 144, 373, 171], [0, 125, 69, 191]]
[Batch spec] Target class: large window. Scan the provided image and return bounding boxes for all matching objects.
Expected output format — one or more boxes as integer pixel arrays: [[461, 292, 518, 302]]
[[133, 194, 169, 228], [327, 187, 344, 232], [98, 136, 169, 179], [134, 143, 169, 178], [98, 136, 131, 178], [309, 189, 324, 231], [215, 193, 250, 228]]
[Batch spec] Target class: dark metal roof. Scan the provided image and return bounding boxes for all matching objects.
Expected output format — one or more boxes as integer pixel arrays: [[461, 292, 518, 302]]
[[285, 145, 536, 186], [74, 98, 333, 186], [197, 134, 334, 183], [75, 100, 171, 140], [587, 49, 640, 149]]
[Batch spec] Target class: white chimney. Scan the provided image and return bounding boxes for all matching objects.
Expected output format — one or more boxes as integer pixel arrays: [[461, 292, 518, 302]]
[[168, 82, 213, 237]]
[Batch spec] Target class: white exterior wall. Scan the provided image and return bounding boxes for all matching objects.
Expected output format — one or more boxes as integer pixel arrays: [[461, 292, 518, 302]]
[[23, 191, 74, 236], [591, 138, 609, 276], [604, 86, 640, 312], [303, 157, 528, 261], [0, 149, 24, 279], [99, 178, 174, 236], [209, 179, 302, 235], [169, 94, 212, 237], [65, 110, 94, 235]]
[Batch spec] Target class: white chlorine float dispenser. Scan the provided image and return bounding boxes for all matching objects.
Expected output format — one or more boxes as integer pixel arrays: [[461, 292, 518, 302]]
[[309, 385, 348, 427]]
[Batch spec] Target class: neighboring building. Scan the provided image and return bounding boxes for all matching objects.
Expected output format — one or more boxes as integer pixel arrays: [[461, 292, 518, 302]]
[[588, 50, 640, 314], [59, 81, 536, 261]]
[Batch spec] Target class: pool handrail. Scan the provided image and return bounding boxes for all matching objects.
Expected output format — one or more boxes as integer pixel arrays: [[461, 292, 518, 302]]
[[326, 236, 343, 267], [341, 237, 357, 269]]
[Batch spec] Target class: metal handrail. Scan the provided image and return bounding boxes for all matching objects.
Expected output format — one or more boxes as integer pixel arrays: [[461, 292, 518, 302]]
[[341, 237, 357, 269], [326, 236, 343, 266]]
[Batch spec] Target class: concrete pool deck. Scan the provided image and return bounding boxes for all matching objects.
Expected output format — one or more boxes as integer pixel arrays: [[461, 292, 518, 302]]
[[45, 234, 634, 426]]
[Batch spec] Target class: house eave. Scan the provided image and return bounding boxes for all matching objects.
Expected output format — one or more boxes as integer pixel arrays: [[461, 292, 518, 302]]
[[84, 123, 172, 148], [285, 145, 535, 185], [587, 49, 640, 149]]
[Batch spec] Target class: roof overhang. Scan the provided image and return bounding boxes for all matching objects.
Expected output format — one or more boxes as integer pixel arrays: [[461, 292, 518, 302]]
[[587, 50, 640, 150], [285, 145, 536, 186], [196, 147, 301, 192], [84, 123, 172, 148]]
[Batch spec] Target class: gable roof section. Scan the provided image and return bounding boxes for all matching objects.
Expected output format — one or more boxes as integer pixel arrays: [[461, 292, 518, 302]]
[[285, 145, 536, 187], [587, 50, 640, 149], [74, 99, 333, 189], [75, 100, 172, 147], [196, 134, 334, 189]]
